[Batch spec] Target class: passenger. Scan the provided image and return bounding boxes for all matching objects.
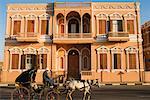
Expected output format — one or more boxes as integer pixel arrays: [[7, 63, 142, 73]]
[[43, 70, 54, 87]]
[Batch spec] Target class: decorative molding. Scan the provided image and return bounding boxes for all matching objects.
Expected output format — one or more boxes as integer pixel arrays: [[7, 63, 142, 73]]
[[124, 13, 136, 19], [96, 13, 108, 19], [39, 13, 50, 18], [110, 47, 123, 53], [23, 47, 36, 54], [125, 46, 138, 53], [109, 13, 122, 20], [9, 47, 22, 54], [97, 46, 109, 53], [37, 47, 49, 54], [25, 14, 37, 19], [93, 4, 134, 10], [11, 14, 23, 19], [8, 7, 52, 12]]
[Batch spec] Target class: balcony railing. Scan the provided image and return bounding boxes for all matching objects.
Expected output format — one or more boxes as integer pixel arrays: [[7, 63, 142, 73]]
[[54, 33, 92, 38], [107, 32, 129, 42], [15, 32, 39, 42]]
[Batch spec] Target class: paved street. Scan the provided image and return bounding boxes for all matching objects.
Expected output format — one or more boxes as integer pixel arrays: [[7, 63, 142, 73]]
[[1, 85, 150, 100]]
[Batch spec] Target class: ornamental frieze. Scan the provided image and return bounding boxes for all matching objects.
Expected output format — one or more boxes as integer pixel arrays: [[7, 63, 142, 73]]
[[93, 4, 134, 10], [8, 7, 52, 11]]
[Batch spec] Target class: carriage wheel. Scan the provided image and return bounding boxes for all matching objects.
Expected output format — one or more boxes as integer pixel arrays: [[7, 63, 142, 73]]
[[11, 87, 30, 100], [46, 91, 59, 100]]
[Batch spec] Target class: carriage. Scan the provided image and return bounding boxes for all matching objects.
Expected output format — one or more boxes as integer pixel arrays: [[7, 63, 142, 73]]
[[11, 68, 101, 100], [11, 69, 64, 100]]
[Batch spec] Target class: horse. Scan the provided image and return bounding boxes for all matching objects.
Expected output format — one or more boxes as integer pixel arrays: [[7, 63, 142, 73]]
[[65, 78, 101, 100]]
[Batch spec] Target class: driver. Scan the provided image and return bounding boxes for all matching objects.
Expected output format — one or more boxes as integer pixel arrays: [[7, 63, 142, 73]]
[[43, 70, 54, 87]]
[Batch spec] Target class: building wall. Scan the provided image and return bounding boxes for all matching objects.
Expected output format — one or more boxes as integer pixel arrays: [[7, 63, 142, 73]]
[[1, 2, 145, 84]]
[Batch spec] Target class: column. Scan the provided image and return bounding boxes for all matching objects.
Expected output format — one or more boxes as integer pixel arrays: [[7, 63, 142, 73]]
[[18, 54, 22, 70], [35, 17, 38, 34], [91, 44, 96, 72], [97, 19, 99, 35], [11, 19, 14, 36], [107, 52, 111, 72]]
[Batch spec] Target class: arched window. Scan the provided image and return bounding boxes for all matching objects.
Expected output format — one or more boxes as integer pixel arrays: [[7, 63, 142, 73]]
[[81, 48, 91, 70], [57, 48, 66, 70], [82, 13, 91, 33], [66, 11, 81, 33], [57, 13, 64, 35]]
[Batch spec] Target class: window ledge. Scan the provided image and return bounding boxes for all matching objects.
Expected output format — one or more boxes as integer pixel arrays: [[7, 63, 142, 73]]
[[97, 69, 110, 72], [111, 69, 125, 72], [127, 69, 139, 72]]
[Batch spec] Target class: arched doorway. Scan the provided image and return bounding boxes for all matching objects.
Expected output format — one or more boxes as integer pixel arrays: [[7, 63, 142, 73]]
[[68, 49, 80, 79]]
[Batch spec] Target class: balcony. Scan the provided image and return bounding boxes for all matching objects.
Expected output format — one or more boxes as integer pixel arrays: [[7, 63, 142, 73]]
[[107, 32, 129, 42], [53, 33, 93, 44], [15, 32, 39, 42]]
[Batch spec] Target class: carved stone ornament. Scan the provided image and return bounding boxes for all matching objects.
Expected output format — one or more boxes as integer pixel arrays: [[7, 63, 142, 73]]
[[125, 47, 138, 53], [38, 47, 49, 54], [9, 47, 22, 54], [111, 47, 123, 53], [23, 47, 36, 54], [97, 46, 109, 53]]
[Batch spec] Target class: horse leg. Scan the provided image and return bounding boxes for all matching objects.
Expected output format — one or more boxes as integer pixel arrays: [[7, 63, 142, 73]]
[[83, 91, 87, 100], [87, 93, 91, 100], [87, 89, 91, 100], [66, 90, 73, 100], [69, 90, 73, 100]]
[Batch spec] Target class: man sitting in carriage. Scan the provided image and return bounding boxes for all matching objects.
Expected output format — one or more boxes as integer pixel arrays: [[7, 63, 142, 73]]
[[15, 67, 37, 89], [43, 70, 55, 88]]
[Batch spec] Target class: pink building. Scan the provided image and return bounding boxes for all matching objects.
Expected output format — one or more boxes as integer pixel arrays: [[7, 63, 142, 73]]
[[1, 1, 146, 85]]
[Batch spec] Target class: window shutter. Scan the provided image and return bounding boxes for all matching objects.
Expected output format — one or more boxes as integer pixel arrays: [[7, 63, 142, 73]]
[[12, 54, 19, 69], [36, 55, 40, 69], [127, 20, 134, 34], [100, 54, 107, 69], [13, 21, 21, 35], [27, 20, 34, 32], [103, 54, 107, 69], [129, 54, 136, 69], [41, 20, 48, 35], [42, 54, 47, 69], [21, 55, 25, 69], [117, 54, 121, 69], [99, 20, 106, 34]]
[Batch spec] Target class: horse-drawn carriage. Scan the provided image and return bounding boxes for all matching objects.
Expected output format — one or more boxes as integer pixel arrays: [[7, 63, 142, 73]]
[[11, 68, 101, 100]]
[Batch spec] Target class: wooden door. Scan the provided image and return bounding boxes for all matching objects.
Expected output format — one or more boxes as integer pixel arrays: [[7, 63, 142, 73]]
[[68, 50, 80, 79]]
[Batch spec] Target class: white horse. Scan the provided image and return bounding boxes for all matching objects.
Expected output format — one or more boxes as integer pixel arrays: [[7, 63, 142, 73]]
[[65, 79, 101, 100]]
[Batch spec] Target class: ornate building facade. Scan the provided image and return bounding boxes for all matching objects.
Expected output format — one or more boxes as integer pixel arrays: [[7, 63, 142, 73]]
[[1, 1, 145, 84]]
